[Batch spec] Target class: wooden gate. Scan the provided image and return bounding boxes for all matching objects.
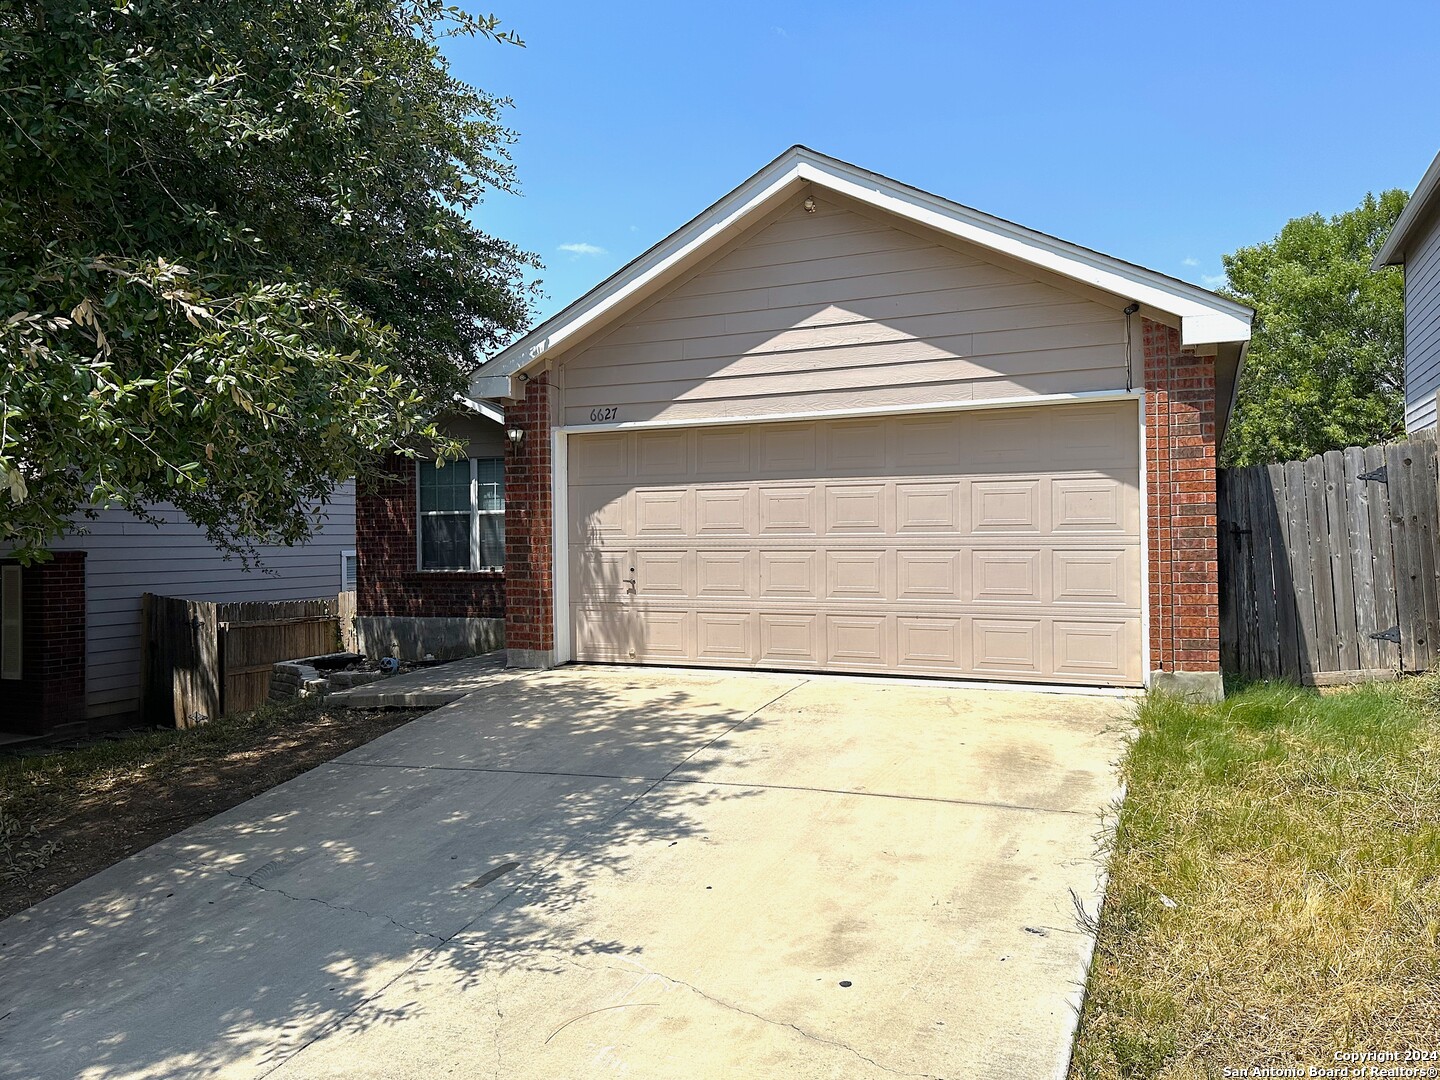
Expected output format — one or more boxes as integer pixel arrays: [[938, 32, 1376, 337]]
[[142, 595, 342, 726], [1218, 432, 1439, 684]]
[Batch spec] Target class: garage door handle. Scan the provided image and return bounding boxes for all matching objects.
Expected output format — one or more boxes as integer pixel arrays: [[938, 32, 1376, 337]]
[[623, 576, 637, 594]]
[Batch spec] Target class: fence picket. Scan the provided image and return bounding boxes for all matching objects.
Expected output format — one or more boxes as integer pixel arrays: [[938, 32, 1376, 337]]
[[1218, 435, 1435, 684]]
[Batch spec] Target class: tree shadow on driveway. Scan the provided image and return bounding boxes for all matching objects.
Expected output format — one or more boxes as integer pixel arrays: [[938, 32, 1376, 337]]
[[0, 668, 793, 1080]]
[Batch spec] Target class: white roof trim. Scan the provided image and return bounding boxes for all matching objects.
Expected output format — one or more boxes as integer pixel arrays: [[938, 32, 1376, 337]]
[[453, 393, 504, 426], [1373, 148, 1440, 269], [476, 146, 1252, 389]]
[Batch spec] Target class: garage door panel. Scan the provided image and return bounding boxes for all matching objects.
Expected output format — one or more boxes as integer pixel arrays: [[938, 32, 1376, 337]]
[[758, 487, 818, 534], [568, 402, 1142, 686], [971, 480, 1042, 532], [696, 550, 754, 598], [635, 550, 689, 597], [572, 549, 633, 601], [971, 549, 1042, 604], [1052, 619, 1134, 679], [757, 424, 817, 475], [896, 415, 961, 469], [826, 614, 890, 666], [760, 550, 819, 599], [1051, 477, 1129, 531], [569, 485, 630, 543], [897, 551, 961, 600], [824, 420, 887, 473], [696, 429, 750, 476], [1053, 549, 1132, 605], [696, 611, 755, 662], [760, 614, 820, 664], [825, 550, 888, 600], [695, 487, 752, 534], [897, 616, 964, 670], [635, 488, 691, 536], [635, 430, 690, 478], [896, 483, 961, 533], [572, 433, 630, 482], [972, 618, 1044, 675], [636, 609, 691, 660], [824, 483, 888, 533]]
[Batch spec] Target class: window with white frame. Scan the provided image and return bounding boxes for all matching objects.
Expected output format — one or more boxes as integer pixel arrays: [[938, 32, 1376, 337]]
[[340, 549, 358, 591], [418, 458, 505, 571]]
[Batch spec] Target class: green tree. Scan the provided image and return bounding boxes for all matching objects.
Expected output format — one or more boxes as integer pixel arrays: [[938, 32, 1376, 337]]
[[0, 0, 536, 561], [1221, 191, 1407, 467]]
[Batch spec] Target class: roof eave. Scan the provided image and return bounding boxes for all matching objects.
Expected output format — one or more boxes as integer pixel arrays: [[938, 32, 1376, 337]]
[[1373, 148, 1440, 270], [474, 146, 1253, 398]]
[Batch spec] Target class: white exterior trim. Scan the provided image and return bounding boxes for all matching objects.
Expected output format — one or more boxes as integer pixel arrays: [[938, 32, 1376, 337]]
[[553, 423, 572, 664], [476, 146, 1251, 399], [1137, 392, 1151, 688], [453, 393, 505, 426], [551, 392, 1147, 681], [553, 388, 1143, 436]]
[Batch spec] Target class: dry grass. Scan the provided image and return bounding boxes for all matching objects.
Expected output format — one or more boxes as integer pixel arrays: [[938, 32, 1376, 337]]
[[1070, 677, 1440, 1078], [0, 698, 423, 919]]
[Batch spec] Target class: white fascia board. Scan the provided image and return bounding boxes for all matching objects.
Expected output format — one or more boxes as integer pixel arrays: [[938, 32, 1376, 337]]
[[475, 161, 803, 387], [452, 393, 505, 426], [476, 147, 1251, 392], [1373, 148, 1440, 269], [790, 155, 1251, 347]]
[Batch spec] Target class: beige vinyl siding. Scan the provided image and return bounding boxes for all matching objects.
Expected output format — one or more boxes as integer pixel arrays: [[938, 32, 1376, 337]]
[[558, 195, 1129, 426], [1405, 208, 1440, 432], [36, 486, 354, 720]]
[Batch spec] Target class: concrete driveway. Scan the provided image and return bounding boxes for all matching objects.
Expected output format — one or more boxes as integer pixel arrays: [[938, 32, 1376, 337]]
[[0, 667, 1131, 1080]]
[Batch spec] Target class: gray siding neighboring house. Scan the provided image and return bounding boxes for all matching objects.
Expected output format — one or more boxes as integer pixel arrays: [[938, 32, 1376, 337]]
[[1375, 148, 1440, 431], [4, 486, 354, 729]]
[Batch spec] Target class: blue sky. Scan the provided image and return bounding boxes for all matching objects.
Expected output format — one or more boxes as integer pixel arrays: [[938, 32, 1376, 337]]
[[445, 1, 1440, 326]]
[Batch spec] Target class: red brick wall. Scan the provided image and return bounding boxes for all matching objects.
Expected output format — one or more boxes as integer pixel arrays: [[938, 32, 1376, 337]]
[[0, 550, 87, 736], [355, 454, 504, 620], [504, 373, 555, 654], [1144, 318, 1220, 674]]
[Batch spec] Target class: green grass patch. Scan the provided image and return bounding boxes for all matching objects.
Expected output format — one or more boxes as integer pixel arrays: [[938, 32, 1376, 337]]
[[1071, 678, 1440, 1078]]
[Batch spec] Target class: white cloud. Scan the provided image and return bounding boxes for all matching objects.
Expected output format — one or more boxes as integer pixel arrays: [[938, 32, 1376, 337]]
[[1181, 256, 1199, 267], [559, 242, 607, 256], [1201, 273, 1226, 289]]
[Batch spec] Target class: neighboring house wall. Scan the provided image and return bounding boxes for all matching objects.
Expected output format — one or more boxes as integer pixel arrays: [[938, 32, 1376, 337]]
[[29, 487, 354, 725], [558, 194, 1129, 425], [1403, 205, 1440, 431], [355, 414, 506, 659]]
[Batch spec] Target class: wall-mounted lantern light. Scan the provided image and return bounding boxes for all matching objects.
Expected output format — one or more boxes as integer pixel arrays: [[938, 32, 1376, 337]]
[[506, 426, 525, 447]]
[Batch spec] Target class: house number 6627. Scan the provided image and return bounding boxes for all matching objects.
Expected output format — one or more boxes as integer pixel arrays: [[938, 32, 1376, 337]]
[[589, 407, 619, 422]]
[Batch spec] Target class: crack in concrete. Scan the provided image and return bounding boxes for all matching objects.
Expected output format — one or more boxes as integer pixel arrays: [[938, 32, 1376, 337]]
[[225, 869, 448, 944], [555, 955, 936, 1079]]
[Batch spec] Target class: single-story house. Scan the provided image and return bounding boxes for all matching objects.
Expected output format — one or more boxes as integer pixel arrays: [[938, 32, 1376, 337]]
[[357, 147, 1253, 698], [1373, 147, 1440, 432], [1, 492, 355, 739]]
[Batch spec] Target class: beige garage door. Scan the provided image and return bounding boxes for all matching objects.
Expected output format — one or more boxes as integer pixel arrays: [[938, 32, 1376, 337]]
[[566, 401, 1142, 685]]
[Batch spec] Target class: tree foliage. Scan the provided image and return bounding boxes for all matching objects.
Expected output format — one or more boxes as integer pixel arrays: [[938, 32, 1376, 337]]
[[0, 0, 535, 561], [1221, 191, 1408, 467]]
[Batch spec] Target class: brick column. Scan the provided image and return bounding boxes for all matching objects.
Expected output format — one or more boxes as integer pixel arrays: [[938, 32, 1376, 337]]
[[0, 550, 87, 737], [1143, 318, 1222, 698], [504, 373, 555, 666]]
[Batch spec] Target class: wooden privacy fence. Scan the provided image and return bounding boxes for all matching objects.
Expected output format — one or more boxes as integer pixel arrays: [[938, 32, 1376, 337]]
[[142, 594, 345, 727], [1218, 431, 1439, 685]]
